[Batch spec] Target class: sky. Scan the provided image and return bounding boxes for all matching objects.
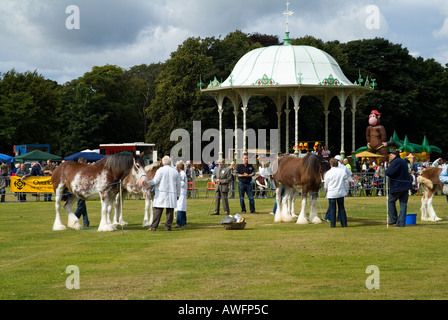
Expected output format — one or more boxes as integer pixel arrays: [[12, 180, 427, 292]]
[[1, 0, 448, 84]]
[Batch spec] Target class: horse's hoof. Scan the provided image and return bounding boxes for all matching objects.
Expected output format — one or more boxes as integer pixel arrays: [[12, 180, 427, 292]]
[[97, 223, 117, 232], [53, 224, 67, 231], [296, 217, 309, 225], [311, 217, 322, 224]]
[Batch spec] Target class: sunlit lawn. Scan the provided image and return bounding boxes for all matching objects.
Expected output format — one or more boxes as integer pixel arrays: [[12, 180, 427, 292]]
[[1, 189, 448, 300]]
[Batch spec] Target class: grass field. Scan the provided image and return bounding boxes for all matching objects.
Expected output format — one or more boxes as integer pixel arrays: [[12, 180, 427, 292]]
[[1, 191, 448, 300]]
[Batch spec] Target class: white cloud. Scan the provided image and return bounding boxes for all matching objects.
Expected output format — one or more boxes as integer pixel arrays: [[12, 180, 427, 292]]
[[0, 0, 447, 83], [433, 17, 448, 38]]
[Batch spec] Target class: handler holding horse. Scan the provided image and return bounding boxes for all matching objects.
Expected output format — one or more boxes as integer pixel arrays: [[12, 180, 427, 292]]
[[140, 156, 180, 232]]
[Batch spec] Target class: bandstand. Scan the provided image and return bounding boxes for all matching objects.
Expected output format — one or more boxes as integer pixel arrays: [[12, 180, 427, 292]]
[[201, 3, 375, 160]]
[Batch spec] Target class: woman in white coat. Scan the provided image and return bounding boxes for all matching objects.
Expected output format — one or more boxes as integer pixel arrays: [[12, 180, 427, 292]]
[[175, 161, 188, 227]]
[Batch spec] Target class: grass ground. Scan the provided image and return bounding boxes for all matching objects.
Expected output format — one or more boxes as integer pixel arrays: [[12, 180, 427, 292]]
[[1, 190, 448, 300]]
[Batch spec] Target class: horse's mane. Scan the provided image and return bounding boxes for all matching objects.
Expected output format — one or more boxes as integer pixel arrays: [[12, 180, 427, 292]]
[[301, 153, 320, 173], [103, 153, 145, 176]]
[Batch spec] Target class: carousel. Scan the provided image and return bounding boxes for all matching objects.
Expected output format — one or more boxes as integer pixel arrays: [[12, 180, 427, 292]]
[[201, 2, 375, 161]]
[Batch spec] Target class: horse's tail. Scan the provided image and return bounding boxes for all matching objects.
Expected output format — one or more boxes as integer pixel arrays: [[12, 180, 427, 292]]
[[417, 176, 433, 190]]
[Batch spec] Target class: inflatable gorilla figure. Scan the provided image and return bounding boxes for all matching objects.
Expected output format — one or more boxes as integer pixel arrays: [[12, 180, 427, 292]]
[[366, 110, 390, 161]]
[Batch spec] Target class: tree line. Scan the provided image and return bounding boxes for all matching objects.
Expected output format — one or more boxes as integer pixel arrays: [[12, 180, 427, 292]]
[[0, 31, 447, 159]]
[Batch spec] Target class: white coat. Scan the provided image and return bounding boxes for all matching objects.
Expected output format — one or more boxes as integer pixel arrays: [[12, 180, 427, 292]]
[[176, 170, 188, 212], [324, 166, 349, 199], [146, 165, 180, 209]]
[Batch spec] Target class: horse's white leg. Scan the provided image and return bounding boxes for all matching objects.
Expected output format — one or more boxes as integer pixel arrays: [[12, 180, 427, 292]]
[[296, 195, 309, 224], [53, 187, 67, 231], [420, 195, 429, 221], [274, 187, 282, 222], [65, 196, 82, 230], [149, 199, 154, 226], [309, 195, 322, 224], [98, 197, 117, 232], [280, 189, 294, 222], [114, 191, 128, 227], [142, 192, 151, 227], [290, 191, 298, 218], [427, 195, 442, 221], [113, 193, 120, 226], [281, 195, 293, 222]]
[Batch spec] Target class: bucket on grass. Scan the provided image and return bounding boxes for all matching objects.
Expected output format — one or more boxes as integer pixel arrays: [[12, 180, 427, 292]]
[[405, 213, 417, 225]]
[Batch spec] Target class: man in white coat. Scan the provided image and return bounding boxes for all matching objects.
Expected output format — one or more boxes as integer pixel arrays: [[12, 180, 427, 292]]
[[141, 156, 180, 231]]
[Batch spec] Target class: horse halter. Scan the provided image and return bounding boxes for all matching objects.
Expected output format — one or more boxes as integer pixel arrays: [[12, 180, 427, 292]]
[[133, 160, 147, 181]]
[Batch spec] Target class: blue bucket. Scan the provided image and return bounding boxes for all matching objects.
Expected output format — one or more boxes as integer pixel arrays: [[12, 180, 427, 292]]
[[405, 213, 417, 225]]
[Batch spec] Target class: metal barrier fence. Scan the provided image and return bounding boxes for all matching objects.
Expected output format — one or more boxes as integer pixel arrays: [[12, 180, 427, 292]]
[[0, 171, 422, 203]]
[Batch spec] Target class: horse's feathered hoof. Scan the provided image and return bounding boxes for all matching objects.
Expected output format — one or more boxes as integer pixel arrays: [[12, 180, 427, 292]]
[[311, 217, 323, 224], [53, 223, 67, 231], [97, 222, 117, 232], [296, 216, 309, 225]]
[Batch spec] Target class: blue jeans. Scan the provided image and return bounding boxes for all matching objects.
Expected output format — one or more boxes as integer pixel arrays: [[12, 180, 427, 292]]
[[328, 198, 347, 227], [74, 199, 89, 227], [238, 182, 255, 213], [176, 211, 187, 226], [388, 191, 408, 227]]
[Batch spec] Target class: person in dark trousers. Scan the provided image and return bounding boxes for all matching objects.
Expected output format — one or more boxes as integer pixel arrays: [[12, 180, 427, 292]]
[[324, 158, 349, 228], [385, 149, 413, 227], [211, 158, 232, 216], [236, 154, 256, 214], [74, 157, 90, 227]]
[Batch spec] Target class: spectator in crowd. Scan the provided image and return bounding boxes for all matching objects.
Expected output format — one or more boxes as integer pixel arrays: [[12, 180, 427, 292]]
[[255, 173, 269, 198], [375, 161, 386, 196], [185, 160, 195, 198], [43, 159, 55, 201], [1, 161, 9, 187], [229, 161, 236, 199], [211, 158, 232, 216], [15, 163, 29, 202], [362, 176, 372, 196], [236, 154, 256, 214], [0, 175, 6, 202], [322, 145, 331, 160], [30, 162, 43, 176]]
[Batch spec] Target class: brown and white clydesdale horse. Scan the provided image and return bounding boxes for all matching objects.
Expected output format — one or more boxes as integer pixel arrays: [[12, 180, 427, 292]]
[[51, 153, 147, 232], [113, 161, 163, 228], [417, 167, 443, 221], [272, 153, 330, 224]]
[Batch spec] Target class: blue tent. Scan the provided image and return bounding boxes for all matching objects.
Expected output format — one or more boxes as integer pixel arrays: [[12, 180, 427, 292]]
[[0, 153, 15, 162], [64, 151, 105, 162]]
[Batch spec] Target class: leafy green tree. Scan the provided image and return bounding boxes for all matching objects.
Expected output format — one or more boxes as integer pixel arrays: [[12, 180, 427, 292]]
[[123, 63, 163, 140], [56, 64, 146, 156], [146, 37, 214, 155], [0, 70, 60, 155]]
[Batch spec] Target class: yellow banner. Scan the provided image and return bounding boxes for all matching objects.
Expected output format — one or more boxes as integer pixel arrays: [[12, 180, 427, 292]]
[[10, 176, 54, 193]]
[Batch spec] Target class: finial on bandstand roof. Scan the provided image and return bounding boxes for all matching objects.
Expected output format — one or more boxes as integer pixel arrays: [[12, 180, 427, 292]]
[[283, 1, 294, 45]]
